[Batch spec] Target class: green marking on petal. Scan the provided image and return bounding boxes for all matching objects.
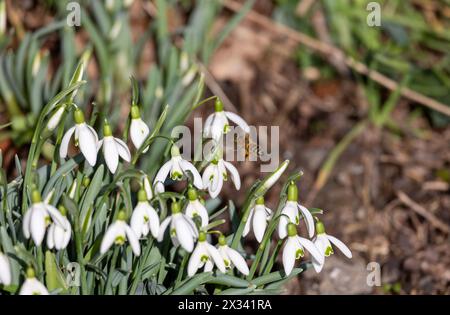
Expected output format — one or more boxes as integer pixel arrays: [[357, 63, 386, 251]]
[[200, 255, 209, 263], [170, 228, 177, 237], [171, 171, 183, 180], [325, 246, 334, 257], [115, 235, 126, 245], [295, 216, 299, 225], [224, 259, 231, 267], [223, 125, 230, 133], [295, 248, 304, 259]]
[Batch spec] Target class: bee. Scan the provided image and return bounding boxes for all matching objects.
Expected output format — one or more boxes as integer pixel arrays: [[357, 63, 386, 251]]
[[233, 133, 264, 160]]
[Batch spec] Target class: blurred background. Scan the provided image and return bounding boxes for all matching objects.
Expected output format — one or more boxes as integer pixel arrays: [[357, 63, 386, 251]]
[[0, 0, 449, 294]]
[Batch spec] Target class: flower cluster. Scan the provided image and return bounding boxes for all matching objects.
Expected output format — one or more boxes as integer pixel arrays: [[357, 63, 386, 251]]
[[0, 95, 352, 295]]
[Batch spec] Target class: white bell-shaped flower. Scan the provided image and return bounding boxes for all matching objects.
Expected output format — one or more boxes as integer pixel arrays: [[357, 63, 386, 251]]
[[100, 211, 141, 256], [0, 252, 12, 286], [243, 196, 272, 243], [202, 158, 240, 199], [312, 221, 352, 273], [46, 206, 72, 250], [130, 189, 160, 238], [23, 190, 70, 247], [282, 223, 324, 276], [203, 98, 250, 142], [19, 268, 49, 295], [129, 105, 150, 153], [154, 145, 203, 189], [187, 232, 226, 277], [278, 182, 315, 239], [184, 188, 209, 228], [142, 175, 153, 200], [217, 234, 249, 276], [157, 202, 198, 253], [60, 108, 99, 166], [97, 122, 131, 174]]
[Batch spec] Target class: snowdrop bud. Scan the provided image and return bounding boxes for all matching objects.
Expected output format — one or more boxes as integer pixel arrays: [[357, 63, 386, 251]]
[[32, 50, 44, 77], [259, 160, 290, 193], [180, 51, 189, 72], [182, 66, 197, 87], [287, 181, 298, 201], [47, 106, 65, 131], [68, 181, 77, 199], [0, 1, 5, 36]]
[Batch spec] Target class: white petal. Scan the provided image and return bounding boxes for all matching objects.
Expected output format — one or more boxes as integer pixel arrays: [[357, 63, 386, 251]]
[[204, 260, 214, 272], [174, 217, 195, 252], [180, 159, 203, 189], [187, 244, 203, 277], [143, 176, 153, 199], [30, 206, 46, 246], [253, 206, 268, 243], [242, 208, 254, 237], [202, 165, 214, 190], [100, 222, 120, 254], [185, 200, 209, 228], [19, 278, 49, 295], [183, 215, 199, 238], [96, 139, 104, 153], [78, 124, 98, 166], [153, 160, 173, 186], [59, 126, 75, 159], [103, 137, 119, 173], [130, 118, 149, 152], [146, 205, 160, 238], [130, 205, 146, 238], [62, 224, 72, 249], [312, 256, 324, 273], [226, 247, 249, 276], [206, 243, 226, 273], [46, 224, 55, 249], [208, 167, 223, 199], [125, 225, 141, 256], [224, 111, 250, 133], [0, 253, 12, 285], [277, 211, 290, 239], [53, 224, 67, 250], [282, 237, 297, 276], [45, 204, 69, 230], [327, 234, 352, 258], [157, 217, 172, 242], [22, 209, 32, 239], [298, 204, 315, 238], [315, 234, 331, 256], [114, 138, 131, 162], [203, 113, 215, 138], [223, 161, 241, 190], [297, 236, 324, 265]]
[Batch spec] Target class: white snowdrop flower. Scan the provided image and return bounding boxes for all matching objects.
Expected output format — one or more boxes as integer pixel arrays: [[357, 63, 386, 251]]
[[187, 232, 226, 277], [60, 108, 99, 166], [217, 234, 249, 276], [243, 196, 272, 243], [23, 190, 69, 247], [19, 268, 49, 295], [278, 182, 315, 239], [203, 98, 250, 142], [202, 157, 240, 199], [154, 181, 165, 194], [184, 188, 209, 228], [46, 206, 72, 251], [130, 189, 160, 239], [312, 221, 352, 273], [46, 105, 65, 131], [0, 252, 11, 286], [258, 160, 290, 193], [157, 202, 198, 253], [97, 122, 131, 174], [129, 105, 150, 153], [100, 211, 140, 256], [154, 145, 203, 189], [282, 223, 324, 276]]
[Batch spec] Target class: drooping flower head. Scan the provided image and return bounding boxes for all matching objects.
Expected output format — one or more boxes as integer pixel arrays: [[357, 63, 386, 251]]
[[0, 252, 11, 286], [19, 267, 49, 295], [184, 188, 209, 228], [202, 157, 240, 199], [100, 210, 141, 256], [203, 98, 250, 142], [154, 145, 203, 189], [187, 232, 226, 277], [129, 105, 150, 153], [97, 121, 131, 174], [130, 189, 160, 239], [278, 182, 315, 239], [282, 223, 324, 276], [243, 196, 272, 243], [217, 234, 249, 276], [312, 221, 352, 273], [157, 201, 198, 253], [23, 189, 70, 247], [60, 108, 99, 166], [46, 205, 72, 251]]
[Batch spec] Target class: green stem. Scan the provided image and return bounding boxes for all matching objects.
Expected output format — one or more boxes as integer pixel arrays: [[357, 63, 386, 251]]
[[105, 247, 120, 295], [129, 239, 153, 294], [74, 229, 88, 295]]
